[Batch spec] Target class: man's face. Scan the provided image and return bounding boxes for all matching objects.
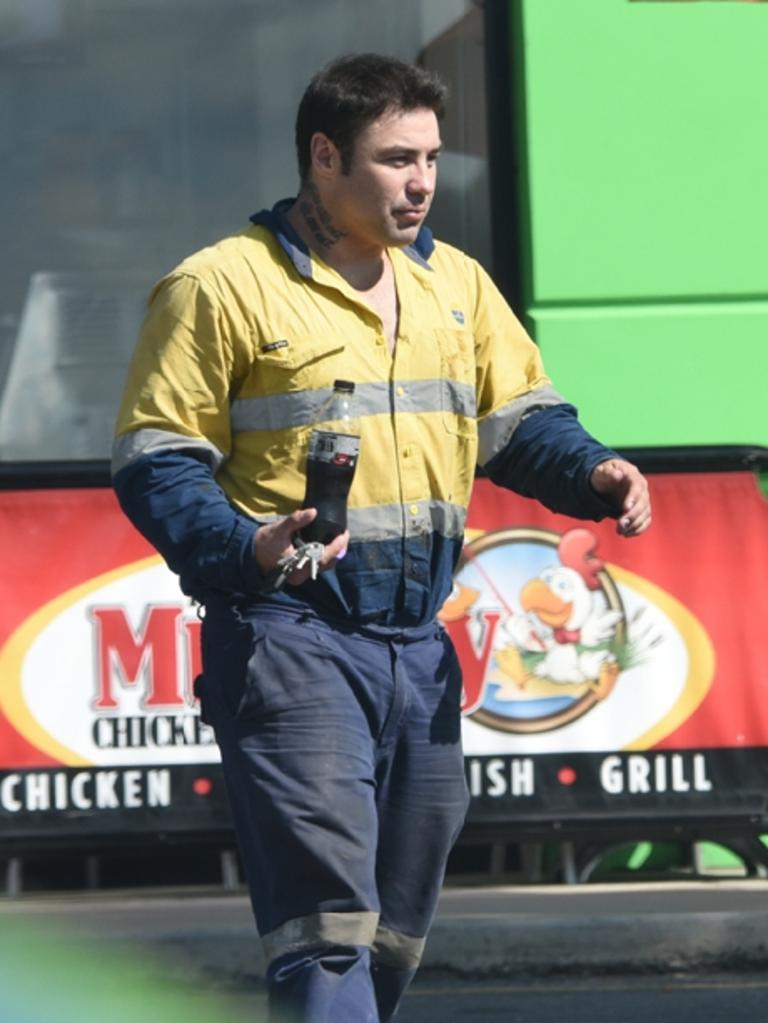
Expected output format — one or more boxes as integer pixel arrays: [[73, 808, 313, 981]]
[[326, 106, 442, 250]]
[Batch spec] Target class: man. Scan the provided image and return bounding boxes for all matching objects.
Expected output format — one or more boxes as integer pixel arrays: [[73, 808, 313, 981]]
[[113, 54, 650, 1022]]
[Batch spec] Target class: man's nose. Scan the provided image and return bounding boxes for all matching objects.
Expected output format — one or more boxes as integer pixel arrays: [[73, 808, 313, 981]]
[[407, 161, 435, 198]]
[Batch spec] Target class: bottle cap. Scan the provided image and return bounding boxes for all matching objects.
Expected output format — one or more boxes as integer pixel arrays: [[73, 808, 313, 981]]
[[333, 379, 355, 393]]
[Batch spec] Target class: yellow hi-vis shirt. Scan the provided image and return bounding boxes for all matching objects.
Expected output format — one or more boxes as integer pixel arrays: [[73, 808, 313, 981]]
[[113, 204, 565, 623]]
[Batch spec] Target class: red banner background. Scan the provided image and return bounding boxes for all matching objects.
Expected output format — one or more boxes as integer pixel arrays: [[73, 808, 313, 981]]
[[1, 471, 767, 768]]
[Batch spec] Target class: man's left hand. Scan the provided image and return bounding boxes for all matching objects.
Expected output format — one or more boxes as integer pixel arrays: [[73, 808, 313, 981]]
[[590, 458, 652, 537]]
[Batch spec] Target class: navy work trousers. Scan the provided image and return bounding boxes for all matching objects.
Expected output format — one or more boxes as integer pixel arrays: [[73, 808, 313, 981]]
[[197, 600, 469, 1022]]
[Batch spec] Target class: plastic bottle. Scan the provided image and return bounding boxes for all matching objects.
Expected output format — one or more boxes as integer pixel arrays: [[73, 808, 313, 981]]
[[300, 380, 361, 545]]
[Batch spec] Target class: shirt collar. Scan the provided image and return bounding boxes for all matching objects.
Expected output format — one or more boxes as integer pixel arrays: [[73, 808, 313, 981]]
[[250, 198, 435, 278], [250, 199, 313, 277]]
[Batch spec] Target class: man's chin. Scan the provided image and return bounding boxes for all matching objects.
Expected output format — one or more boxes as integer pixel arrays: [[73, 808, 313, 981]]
[[388, 222, 422, 247]]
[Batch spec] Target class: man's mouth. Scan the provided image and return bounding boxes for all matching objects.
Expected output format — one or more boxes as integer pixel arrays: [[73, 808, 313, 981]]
[[394, 207, 425, 221]]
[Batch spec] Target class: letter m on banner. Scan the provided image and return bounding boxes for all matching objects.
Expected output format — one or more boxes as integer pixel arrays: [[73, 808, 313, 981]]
[[90, 605, 187, 710]]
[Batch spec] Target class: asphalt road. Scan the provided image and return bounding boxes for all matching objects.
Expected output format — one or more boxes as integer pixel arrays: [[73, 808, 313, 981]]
[[4, 882, 768, 1021], [398, 975, 768, 1023], [4, 881, 768, 980], [217, 975, 768, 1023]]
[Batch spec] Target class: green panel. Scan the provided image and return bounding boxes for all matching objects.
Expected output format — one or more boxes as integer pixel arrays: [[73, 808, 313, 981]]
[[696, 842, 746, 872], [518, 0, 768, 303], [533, 301, 768, 448]]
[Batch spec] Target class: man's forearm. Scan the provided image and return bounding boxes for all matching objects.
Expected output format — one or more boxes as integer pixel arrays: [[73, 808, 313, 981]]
[[483, 403, 619, 520], [112, 448, 262, 598]]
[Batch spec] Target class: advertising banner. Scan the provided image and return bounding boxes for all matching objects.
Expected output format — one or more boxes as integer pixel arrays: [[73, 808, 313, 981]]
[[1, 471, 767, 841], [451, 472, 768, 832], [0, 488, 231, 839]]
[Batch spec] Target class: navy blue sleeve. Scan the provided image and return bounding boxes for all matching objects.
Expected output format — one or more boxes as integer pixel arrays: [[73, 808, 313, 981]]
[[112, 449, 264, 599], [483, 403, 619, 520]]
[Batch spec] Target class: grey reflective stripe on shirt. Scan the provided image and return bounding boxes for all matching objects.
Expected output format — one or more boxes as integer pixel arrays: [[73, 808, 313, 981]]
[[476, 384, 566, 468], [111, 428, 225, 476], [190, 500, 466, 543], [441, 378, 476, 421], [371, 925, 427, 970], [260, 910, 380, 964], [347, 499, 466, 542], [382, 378, 475, 421], [230, 378, 476, 434], [231, 380, 389, 432]]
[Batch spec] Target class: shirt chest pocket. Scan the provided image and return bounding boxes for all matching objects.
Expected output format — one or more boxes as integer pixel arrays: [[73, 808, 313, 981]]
[[234, 337, 348, 435], [434, 327, 477, 437], [254, 336, 347, 395]]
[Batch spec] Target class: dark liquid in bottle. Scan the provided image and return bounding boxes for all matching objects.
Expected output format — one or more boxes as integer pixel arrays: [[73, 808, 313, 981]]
[[300, 430, 360, 545]]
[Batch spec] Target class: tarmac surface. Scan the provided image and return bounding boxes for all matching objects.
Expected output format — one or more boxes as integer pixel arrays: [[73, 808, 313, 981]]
[[3, 879, 768, 983]]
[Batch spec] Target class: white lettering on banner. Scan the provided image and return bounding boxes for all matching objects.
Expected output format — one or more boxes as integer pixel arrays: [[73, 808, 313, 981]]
[[511, 758, 535, 796], [95, 772, 120, 808], [147, 769, 171, 807], [628, 756, 651, 793], [601, 756, 623, 794], [124, 770, 142, 808], [72, 773, 91, 809], [0, 769, 172, 813], [54, 772, 69, 810], [1, 775, 22, 811], [26, 772, 50, 810], [671, 756, 690, 792], [467, 757, 535, 798], [600, 753, 713, 795], [693, 756, 713, 792]]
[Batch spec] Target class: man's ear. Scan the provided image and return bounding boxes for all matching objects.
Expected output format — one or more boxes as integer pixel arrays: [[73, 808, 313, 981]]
[[309, 132, 339, 180]]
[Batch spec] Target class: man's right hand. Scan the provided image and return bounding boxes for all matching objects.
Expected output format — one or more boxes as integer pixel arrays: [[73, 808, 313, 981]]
[[253, 508, 349, 586]]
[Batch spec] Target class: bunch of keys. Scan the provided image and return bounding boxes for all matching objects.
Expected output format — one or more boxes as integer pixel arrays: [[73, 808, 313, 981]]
[[266, 540, 325, 592]]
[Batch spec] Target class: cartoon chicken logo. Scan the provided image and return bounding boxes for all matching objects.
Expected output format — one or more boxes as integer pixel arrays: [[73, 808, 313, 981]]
[[499, 529, 623, 693], [440, 526, 659, 733]]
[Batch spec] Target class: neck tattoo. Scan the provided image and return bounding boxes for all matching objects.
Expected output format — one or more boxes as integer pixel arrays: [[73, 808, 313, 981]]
[[299, 182, 347, 250]]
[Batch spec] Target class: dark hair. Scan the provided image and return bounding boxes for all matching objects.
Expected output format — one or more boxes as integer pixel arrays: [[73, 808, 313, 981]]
[[295, 53, 447, 182]]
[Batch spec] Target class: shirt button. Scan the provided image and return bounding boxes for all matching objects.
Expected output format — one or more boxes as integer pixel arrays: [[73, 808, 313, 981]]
[[410, 504, 419, 516], [376, 337, 385, 346], [403, 446, 412, 458], [396, 385, 405, 397]]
